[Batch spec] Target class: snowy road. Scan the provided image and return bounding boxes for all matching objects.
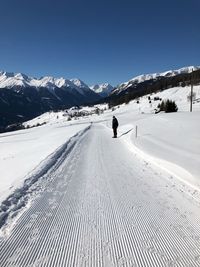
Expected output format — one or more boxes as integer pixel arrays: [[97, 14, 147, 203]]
[[0, 124, 200, 266]]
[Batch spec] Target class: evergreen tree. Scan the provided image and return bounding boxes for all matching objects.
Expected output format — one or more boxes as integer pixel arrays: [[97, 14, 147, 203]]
[[158, 99, 178, 113]]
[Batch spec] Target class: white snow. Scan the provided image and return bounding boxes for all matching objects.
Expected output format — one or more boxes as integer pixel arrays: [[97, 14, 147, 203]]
[[0, 83, 200, 265], [104, 85, 200, 187], [1, 84, 200, 204], [0, 121, 90, 203], [1, 113, 200, 266], [0, 72, 29, 88]]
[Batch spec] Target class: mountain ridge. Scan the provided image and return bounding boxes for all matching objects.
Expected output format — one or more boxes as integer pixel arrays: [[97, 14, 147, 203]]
[[113, 66, 200, 95], [1, 65, 200, 130], [0, 71, 102, 129], [90, 83, 113, 97]]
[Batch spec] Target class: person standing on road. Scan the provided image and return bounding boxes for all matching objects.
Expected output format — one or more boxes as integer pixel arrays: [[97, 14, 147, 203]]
[[112, 116, 119, 138]]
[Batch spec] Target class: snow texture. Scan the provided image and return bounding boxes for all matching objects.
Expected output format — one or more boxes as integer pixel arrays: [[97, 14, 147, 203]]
[[0, 124, 200, 266], [0, 126, 90, 230], [0, 83, 200, 266]]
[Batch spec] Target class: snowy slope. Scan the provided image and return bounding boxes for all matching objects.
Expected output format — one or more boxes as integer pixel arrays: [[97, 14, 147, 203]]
[[1, 123, 200, 266], [0, 121, 90, 204], [0, 84, 200, 204], [22, 104, 108, 128], [113, 66, 200, 94], [103, 85, 200, 186], [0, 83, 200, 266]]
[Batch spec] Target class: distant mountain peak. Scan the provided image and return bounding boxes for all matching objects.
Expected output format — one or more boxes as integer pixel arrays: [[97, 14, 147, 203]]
[[0, 70, 101, 128], [0, 70, 101, 105], [90, 83, 113, 97], [0, 71, 91, 92], [14, 73, 29, 79], [70, 78, 90, 89]]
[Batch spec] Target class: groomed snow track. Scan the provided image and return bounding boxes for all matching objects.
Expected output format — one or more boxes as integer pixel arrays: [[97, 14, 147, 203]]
[[0, 124, 200, 266]]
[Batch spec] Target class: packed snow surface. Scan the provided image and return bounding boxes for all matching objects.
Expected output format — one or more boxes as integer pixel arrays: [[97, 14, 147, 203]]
[[0, 84, 200, 266], [0, 124, 200, 266], [0, 121, 90, 203]]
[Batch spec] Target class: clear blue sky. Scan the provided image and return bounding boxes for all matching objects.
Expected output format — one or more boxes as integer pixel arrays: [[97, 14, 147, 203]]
[[0, 0, 199, 86]]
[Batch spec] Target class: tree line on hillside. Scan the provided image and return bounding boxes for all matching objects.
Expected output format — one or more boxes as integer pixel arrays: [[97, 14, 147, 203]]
[[107, 69, 200, 107]]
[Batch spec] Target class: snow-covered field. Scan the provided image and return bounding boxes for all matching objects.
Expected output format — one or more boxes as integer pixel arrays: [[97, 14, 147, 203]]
[[1, 84, 200, 212], [0, 121, 90, 202], [0, 85, 200, 266], [109, 85, 200, 183]]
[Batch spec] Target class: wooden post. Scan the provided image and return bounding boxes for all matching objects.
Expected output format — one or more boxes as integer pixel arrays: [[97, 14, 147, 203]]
[[135, 125, 138, 138], [190, 69, 193, 112]]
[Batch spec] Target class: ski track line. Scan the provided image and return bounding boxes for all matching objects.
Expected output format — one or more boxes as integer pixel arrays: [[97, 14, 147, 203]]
[[0, 124, 200, 266], [0, 125, 90, 232], [0, 126, 90, 264]]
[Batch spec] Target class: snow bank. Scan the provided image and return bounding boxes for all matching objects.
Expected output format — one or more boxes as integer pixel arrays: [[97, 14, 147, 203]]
[[0, 120, 90, 202], [0, 126, 90, 231], [103, 85, 200, 189]]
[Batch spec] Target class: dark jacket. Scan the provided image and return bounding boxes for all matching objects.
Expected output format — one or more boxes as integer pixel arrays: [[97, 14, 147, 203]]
[[112, 117, 119, 129]]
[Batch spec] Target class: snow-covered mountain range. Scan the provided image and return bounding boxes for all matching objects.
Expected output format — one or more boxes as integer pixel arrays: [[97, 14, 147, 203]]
[[1, 65, 200, 129], [90, 83, 113, 97], [0, 71, 102, 128], [0, 71, 92, 95], [112, 66, 200, 94]]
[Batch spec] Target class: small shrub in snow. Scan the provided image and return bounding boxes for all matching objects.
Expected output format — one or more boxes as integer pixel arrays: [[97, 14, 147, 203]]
[[35, 122, 46, 127], [95, 108, 101, 115], [165, 100, 178, 113], [157, 100, 178, 113], [181, 81, 186, 87]]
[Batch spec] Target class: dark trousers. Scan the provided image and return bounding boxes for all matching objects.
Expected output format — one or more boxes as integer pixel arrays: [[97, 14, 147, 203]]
[[113, 127, 117, 137]]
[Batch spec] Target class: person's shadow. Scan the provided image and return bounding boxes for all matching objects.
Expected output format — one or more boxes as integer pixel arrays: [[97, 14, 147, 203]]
[[118, 128, 133, 138]]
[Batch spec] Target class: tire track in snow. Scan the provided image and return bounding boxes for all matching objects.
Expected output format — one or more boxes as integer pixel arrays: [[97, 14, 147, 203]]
[[0, 124, 200, 266]]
